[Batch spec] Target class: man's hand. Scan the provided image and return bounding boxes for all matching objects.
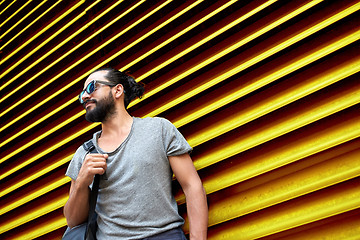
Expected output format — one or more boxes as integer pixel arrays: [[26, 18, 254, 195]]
[[77, 153, 108, 187]]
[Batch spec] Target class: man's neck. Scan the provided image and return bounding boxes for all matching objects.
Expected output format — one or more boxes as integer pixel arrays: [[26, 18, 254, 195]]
[[101, 111, 133, 137], [97, 110, 134, 152]]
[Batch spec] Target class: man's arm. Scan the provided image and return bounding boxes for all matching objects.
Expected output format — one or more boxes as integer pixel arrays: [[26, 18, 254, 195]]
[[63, 153, 107, 228], [169, 153, 208, 240], [63, 179, 90, 228]]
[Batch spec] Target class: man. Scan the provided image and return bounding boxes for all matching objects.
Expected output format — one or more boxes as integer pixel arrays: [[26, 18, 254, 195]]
[[63, 67, 208, 239]]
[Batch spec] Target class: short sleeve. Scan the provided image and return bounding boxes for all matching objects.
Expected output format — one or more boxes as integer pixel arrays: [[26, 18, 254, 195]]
[[65, 145, 88, 180], [160, 118, 192, 156]]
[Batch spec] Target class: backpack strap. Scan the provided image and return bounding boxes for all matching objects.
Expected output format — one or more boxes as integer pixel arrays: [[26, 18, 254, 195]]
[[83, 139, 99, 240], [83, 139, 97, 154]]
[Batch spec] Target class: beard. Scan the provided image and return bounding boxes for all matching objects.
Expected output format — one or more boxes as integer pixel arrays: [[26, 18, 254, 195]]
[[84, 91, 116, 123]]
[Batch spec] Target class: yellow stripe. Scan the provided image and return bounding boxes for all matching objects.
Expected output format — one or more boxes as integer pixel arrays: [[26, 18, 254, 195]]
[[0, 154, 72, 198], [0, 0, 7, 7], [198, 140, 360, 204], [0, 0, 47, 39], [0, 0, 201, 133], [175, 77, 360, 202], [0, 195, 68, 234], [132, 0, 278, 82], [173, 28, 360, 128], [283, 217, 360, 239], [0, 0, 32, 27], [141, 1, 359, 117], [208, 180, 360, 239], [120, 0, 243, 71], [130, 0, 325, 108], [186, 35, 360, 147], [194, 104, 360, 171], [0, 123, 99, 181], [0, 1, 85, 67], [0, 0, 128, 99], [0, 1, 147, 129], [183, 149, 360, 232], [0, 97, 77, 147], [0, 111, 85, 164], [12, 216, 67, 240], [0, 1, 94, 99], [107, 0, 208, 70], [0, 0, 169, 118], [207, 150, 360, 228], [0, 177, 70, 215], [0, 1, 101, 88], [0, 0, 62, 51], [0, 0, 16, 16]]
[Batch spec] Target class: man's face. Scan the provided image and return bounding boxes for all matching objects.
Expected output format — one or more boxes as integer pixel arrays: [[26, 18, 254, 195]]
[[82, 71, 116, 123], [85, 90, 116, 123]]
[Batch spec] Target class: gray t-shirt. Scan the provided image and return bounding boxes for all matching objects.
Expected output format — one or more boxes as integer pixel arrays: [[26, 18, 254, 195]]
[[66, 117, 192, 239]]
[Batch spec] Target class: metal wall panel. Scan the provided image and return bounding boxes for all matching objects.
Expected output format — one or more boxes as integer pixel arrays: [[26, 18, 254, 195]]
[[0, 0, 359, 239]]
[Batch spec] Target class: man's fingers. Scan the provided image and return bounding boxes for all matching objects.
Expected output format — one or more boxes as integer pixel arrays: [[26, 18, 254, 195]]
[[84, 154, 107, 173], [86, 153, 108, 160], [88, 167, 106, 175], [84, 154, 107, 164]]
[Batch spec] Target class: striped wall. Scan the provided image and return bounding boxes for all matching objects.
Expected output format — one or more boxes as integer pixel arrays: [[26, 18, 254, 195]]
[[1, 0, 359, 239]]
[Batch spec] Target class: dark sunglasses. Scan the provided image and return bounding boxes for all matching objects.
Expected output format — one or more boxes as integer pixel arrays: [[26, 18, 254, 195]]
[[79, 80, 116, 104]]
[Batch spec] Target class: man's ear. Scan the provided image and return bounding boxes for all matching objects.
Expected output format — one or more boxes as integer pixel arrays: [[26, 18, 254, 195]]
[[114, 84, 125, 99]]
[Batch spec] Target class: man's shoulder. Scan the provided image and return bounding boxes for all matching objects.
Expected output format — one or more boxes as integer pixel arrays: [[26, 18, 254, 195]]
[[73, 142, 89, 157], [135, 116, 170, 125], [134, 117, 176, 135]]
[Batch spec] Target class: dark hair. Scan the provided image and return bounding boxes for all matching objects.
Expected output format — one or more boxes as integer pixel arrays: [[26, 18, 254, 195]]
[[91, 67, 144, 108]]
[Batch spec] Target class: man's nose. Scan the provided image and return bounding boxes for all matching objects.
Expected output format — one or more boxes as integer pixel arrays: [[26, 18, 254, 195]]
[[81, 90, 91, 102]]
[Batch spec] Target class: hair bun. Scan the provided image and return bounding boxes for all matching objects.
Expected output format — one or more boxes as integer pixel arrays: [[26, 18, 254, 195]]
[[123, 75, 145, 108]]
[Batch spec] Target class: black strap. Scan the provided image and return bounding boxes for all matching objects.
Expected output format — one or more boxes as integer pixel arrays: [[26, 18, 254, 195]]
[[83, 140, 99, 240]]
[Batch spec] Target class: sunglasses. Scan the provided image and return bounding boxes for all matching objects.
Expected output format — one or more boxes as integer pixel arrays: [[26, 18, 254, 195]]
[[79, 80, 116, 104]]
